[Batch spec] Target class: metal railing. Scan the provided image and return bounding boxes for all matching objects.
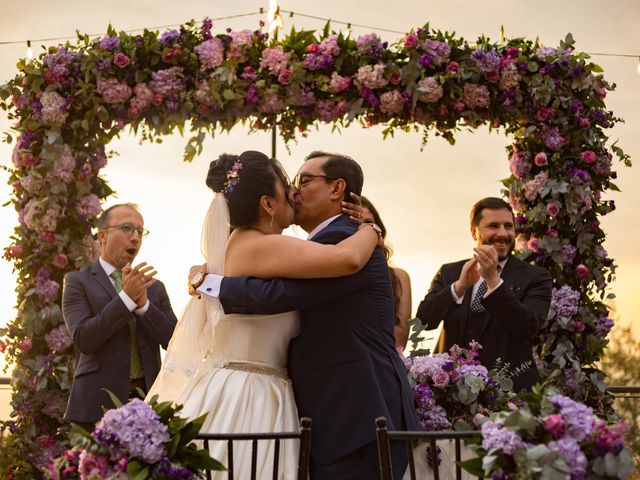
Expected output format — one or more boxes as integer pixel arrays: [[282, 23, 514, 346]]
[[194, 417, 311, 480]]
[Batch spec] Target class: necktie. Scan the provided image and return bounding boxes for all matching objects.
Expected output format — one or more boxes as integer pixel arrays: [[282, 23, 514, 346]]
[[470, 280, 487, 313], [110, 270, 144, 379], [470, 266, 501, 313]]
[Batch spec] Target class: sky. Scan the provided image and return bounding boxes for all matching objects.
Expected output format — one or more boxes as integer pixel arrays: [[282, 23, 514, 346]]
[[0, 0, 639, 375]]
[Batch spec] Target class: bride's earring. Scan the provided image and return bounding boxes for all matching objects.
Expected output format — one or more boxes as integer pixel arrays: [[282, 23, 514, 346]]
[[270, 213, 274, 228]]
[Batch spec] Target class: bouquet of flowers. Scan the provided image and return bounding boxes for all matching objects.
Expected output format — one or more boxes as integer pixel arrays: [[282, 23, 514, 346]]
[[462, 390, 634, 479], [407, 342, 520, 431], [46, 394, 225, 479]]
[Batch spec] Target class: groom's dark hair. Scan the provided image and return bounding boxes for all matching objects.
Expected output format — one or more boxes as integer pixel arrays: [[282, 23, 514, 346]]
[[305, 151, 363, 200]]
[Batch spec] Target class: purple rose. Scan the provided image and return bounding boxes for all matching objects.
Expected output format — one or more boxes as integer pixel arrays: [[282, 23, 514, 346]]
[[113, 53, 130, 69], [432, 371, 450, 388]]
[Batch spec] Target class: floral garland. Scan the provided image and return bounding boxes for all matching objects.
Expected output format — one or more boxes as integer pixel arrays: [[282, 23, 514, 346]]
[[0, 17, 629, 477]]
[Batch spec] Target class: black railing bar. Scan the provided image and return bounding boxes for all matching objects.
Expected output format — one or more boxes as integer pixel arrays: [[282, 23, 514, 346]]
[[250, 438, 258, 480], [0, 377, 10, 385], [431, 438, 440, 480], [228, 440, 234, 480], [272, 438, 280, 479], [608, 386, 640, 393], [196, 432, 301, 440], [387, 431, 481, 440]]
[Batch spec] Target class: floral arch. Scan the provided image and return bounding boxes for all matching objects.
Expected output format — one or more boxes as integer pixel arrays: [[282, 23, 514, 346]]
[[0, 18, 629, 476]]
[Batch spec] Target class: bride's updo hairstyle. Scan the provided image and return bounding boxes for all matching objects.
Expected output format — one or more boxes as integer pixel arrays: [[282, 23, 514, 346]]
[[206, 150, 290, 227]]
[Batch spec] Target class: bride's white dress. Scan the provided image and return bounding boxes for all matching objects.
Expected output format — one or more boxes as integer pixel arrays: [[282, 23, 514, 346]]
[[145, 194, 301, 479]]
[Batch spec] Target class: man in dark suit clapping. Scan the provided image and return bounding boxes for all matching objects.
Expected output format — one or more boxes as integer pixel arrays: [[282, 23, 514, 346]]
[[416, 197, 552, 392], [62, 203, 177, 430]]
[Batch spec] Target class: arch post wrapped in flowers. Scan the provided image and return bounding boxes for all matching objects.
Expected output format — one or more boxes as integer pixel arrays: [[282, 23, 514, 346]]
[[0, 17, 629, 476]]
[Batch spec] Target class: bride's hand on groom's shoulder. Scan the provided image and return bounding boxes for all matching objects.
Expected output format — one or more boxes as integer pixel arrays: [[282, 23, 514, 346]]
[[342, 192, 363, 223]]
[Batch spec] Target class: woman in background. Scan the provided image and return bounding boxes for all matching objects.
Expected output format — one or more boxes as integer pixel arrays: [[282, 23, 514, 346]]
[[361, 197, 412, 350]]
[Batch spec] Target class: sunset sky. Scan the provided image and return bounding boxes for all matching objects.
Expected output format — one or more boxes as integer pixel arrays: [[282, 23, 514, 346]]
[[1, 0, 639, 374]]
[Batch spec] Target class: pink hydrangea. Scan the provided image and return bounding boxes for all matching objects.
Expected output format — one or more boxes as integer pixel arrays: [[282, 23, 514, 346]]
[[40, 91, 69, 127], [499, 63, 520, 90], [96, 78, 132, 104], [319, 35, 340, 56], [417, 77, 443, 103], [130, 83, 154, 112], [20, 175, 44, 194], [329, 72, 351, 93], [227, 30, 253, 62], [36, 278, 60, 304], [23, 200, 62, 233], [463, 83, 490, 109], [45, 324, 73, 352], [260, 91, 285, 113], [78, 451, 110, 479], [195, 37, 224, 70], [379, 90, 405, 114], [509, 150, 532, 181], [354, 64, 388, 90], [75, 194, 101, 220], [523, 171, 548, 201], [149, 67, 185, 97], [194, 80, 216, 106], [314, 99, 348, 122], [259, 45, 290, 74], [51, 145, 76, 183]]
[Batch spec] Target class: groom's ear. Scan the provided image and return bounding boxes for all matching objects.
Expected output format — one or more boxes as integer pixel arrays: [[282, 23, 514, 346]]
[[330, 178, 347, 200]]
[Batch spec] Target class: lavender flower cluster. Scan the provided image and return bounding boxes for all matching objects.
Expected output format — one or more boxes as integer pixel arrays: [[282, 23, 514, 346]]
[[551, 285, 581, 318]]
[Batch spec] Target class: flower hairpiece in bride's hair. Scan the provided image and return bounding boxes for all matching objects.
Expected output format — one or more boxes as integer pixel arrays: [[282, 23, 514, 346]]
[[223, 160, 244, 193]]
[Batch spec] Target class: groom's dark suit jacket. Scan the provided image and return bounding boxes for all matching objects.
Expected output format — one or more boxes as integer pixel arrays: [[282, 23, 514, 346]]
[[62, 261, 177, 423], [416, 255, 551, 392], [218, 215, 419, 464]]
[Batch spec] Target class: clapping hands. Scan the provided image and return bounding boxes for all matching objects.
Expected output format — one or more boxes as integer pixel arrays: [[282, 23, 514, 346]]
[[122, 262, 157, 307]]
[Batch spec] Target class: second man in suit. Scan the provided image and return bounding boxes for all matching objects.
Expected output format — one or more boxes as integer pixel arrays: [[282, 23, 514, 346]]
[[416, 197, 552, 392]]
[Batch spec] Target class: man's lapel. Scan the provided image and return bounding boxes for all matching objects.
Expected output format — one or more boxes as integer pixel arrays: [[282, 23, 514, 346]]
[[90, 261, 117, 298], [308, 214, 350, 242]]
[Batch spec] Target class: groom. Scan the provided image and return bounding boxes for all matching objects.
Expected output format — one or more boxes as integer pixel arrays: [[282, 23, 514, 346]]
[[197, 152, 418, 479]]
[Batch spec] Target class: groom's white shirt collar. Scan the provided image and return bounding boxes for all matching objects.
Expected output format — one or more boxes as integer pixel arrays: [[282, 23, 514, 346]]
[[307, 214, 341, 240]]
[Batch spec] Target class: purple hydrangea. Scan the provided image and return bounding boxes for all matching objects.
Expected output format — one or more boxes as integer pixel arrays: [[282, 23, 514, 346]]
[[548, 395, 595, 441], [356, 33, 383, 58], [481, 420, 523, 455], [44, 324, 73, 353], [413, 384, 452, 431], [595, 315, 614, 338], [561, 244, 577, 267], [548, 437, 588, 477], [469, 48, 501, 72], [159, 29, 181, 45], [99, 35, 119, 51], [421, 39, 451, 66], [95, 399, 169, 463], [541, 127, 567, 151], [551, 285, 580, 318]]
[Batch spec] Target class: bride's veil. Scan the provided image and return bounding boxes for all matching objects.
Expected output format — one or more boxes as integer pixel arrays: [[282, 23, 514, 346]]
[[146, 193, 229, 401]]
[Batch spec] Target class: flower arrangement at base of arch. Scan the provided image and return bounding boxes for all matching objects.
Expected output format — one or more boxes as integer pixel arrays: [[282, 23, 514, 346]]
[[0, 16, 629, 477]]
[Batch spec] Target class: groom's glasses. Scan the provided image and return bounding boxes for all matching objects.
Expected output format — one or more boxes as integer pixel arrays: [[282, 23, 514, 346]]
[[292, 174, 338, 189], [102, 223, 149, 238]]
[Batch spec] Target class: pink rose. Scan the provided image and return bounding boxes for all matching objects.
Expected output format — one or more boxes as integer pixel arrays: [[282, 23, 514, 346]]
[[277, 69, 292, 85], [597, 87, 607, 99], [10, 245, 24, 257], [152, 93, 164, 106], [18, 338, 33, 353], [306, 43, 320, 53], [507, 402, 518, 411], [404, 34, 419, 49], [389, 72, 402, 85], [128, 106, 141, 118], [578, 117, 591, 129], [581, 150, 597, 164], [575, 320, 586, 331], [472, 413, 485, 426], [575, 264, 589, 278], [453, 100, 465, 112], [546, 202, 560, 217], [41, 232, 56, 243], [527, 236, 539, 252], [534, 152, 548, 166], [484, 69, 500, 83], [113, 52, 130, 68], [53, 253, 68, 269], [438, 105, 449, 116], [446, 61, 460, 74], [544, 413, 566, 437], [432, 371, 450, 388]]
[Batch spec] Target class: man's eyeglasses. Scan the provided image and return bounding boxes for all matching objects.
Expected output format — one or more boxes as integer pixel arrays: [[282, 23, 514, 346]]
[[292, 174, 339, 189], [102, 223, 149, 238]]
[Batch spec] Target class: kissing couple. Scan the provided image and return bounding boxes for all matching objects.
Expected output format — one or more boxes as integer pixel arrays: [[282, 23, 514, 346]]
[[147, 150, 418, 480]]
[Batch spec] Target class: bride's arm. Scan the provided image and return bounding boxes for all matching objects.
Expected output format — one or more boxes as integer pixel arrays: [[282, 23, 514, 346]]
[[233, 224, 381, 279]]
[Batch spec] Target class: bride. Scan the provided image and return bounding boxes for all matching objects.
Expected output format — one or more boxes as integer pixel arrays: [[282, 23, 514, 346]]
[[146, 150, 380, 479]]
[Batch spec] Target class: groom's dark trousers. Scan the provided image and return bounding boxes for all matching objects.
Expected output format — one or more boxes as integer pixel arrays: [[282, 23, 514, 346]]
[[217, 215, 419, 479]]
